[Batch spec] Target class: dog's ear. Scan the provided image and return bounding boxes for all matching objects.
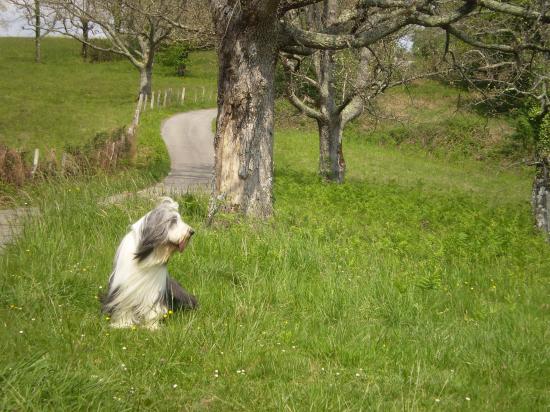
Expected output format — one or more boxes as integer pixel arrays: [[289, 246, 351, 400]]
[[157, 196, 179, 212], [134, 207, 169, 261]]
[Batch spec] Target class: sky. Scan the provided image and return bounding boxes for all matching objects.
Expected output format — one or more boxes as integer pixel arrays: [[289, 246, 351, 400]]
[[0, 3, 32, 36]]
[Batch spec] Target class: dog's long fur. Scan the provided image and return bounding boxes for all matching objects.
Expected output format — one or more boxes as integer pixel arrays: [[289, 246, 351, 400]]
[[102, 197, 197, 329]]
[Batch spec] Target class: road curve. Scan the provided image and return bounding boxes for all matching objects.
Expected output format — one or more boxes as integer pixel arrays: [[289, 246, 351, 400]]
[[157, 108, 217, 193]]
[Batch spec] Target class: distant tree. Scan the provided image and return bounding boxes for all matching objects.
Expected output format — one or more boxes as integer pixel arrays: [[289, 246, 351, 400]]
[[281, 0, 416, 182], [54, 0, 198, 97], [8, 0, 58, 62]]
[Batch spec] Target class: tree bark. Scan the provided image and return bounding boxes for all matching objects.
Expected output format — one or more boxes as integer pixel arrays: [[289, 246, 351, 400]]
[[139, 45, 155, 98], [532, 157, 550, 239], [81, 19, 90, 59], [34, 0, 40, 63], [211, 2, 279, 217], [139, 64, 153, 97], [318, 116, 345, 182]]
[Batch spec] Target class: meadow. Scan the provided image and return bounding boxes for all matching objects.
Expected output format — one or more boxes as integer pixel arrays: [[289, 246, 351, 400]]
[[0, 39, 549, 411], [0, 37, 217, 151]]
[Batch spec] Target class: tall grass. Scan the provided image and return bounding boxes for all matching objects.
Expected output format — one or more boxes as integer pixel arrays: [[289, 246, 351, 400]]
[[1, 126, 548, 410]]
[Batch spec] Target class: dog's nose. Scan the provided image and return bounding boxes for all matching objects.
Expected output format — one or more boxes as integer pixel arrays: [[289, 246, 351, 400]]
[[189, 229, 195, 236]]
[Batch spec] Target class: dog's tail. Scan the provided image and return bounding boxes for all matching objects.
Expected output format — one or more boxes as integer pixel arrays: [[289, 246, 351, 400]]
[[163, 277, 198, 311]]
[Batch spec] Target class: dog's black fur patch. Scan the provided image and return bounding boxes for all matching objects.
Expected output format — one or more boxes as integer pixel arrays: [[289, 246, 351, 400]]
[[163, 277, 198, 310], [100, 286, 119, 315]]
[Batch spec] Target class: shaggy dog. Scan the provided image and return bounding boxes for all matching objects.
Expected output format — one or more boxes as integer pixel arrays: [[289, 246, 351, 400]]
[[102, 197, 197, 329]]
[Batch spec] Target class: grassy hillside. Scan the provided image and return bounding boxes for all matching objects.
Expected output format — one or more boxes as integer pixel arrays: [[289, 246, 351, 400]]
[[1, 37, 549, 410], [0, 37, 217, 151]]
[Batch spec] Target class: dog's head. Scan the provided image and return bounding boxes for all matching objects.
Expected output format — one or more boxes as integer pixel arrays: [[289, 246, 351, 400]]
[[134, 197, 195, 263]]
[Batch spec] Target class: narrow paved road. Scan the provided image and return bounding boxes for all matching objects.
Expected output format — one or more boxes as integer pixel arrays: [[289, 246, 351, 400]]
[[154, 108, 217, 194], [2, 109, 217, 250], [0, 207, 39, 250]]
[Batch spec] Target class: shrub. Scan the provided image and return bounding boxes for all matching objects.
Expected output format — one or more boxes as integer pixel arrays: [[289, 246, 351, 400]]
[[156, 43, 189, 76]]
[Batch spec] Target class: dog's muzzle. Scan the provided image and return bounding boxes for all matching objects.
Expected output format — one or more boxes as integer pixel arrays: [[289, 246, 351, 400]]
[[177, 229, 195, 252]]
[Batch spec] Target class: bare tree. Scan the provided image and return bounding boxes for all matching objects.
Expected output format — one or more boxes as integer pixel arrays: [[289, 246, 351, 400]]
[[54, 0, 185, 97], [8, 0, 58, 62], [281, 0, 414, 182], [208, 0, 549, 218]]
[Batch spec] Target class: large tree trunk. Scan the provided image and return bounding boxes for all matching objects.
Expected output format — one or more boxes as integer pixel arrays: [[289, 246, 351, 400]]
[[532, 157, 550, 239], [318, 116, 345, 182], [211, 2, 279, 217], [34, 0, 40, 63]]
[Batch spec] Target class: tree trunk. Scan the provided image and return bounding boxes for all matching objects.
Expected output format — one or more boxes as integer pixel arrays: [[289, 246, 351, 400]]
[[532, 157, 550, 239], [211, 3, 279, 217], [139, 62, 153, 97], [34, 0, 40, 63], [81, 19, 90, 59], [318, 117, 345, 182]]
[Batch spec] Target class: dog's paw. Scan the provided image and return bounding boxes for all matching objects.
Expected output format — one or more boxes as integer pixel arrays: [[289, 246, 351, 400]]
[[144, 322, 161, 331], [110, 320, 135, 329]]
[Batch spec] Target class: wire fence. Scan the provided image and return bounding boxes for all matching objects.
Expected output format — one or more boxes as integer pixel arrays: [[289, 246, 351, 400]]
[[141, 85, 217, 111]]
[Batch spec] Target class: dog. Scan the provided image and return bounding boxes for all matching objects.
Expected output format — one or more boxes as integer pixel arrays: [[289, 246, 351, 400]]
[[102, 197, 198, 329]]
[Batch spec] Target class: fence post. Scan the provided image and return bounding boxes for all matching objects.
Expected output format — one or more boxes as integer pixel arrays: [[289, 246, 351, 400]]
[[150, 92, 155, 109], [31, 148, 39, 177], [61, 152, 67, 173], [157, 90, 161, 108], [162, 90, 168, 107], [181, 87, 185, 104], [127, 93, 144, 164], [142, 94, 148, 112]]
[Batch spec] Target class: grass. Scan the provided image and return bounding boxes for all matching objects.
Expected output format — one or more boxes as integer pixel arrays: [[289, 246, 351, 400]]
[[1, 127, 548, 410], [1, 38, 549, 410], [0, 37, 217, 151]]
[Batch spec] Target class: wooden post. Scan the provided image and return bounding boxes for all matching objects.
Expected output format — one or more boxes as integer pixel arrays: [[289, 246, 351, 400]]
[[31, 148, 39, 177], [157, 90, 161, 108], [61, 152, 67, 173], [150, 92, 155, 109], [142, 94, 148, 112], [163, 90, 168, 107], [127, 93, 144, 164], [181, 87, 185, 104]]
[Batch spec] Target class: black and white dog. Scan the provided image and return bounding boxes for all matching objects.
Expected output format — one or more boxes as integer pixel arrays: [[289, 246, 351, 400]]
[[102, 197, 197, 329]]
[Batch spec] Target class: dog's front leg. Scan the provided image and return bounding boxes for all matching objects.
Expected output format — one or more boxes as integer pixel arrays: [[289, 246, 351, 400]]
[[110, 312, 136, 329], [143, 304, 167, 330]]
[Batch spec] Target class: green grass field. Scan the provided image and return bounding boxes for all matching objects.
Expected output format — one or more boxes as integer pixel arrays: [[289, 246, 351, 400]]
[[0, 37, 217, 151], [1, 38, 549, 410]]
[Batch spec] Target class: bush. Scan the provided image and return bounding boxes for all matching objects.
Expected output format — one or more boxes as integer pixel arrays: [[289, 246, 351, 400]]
[[156, 43, 189, 76]]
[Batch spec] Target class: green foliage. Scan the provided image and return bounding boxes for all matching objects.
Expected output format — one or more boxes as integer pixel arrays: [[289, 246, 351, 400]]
[[156, 43, 190, 77]]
